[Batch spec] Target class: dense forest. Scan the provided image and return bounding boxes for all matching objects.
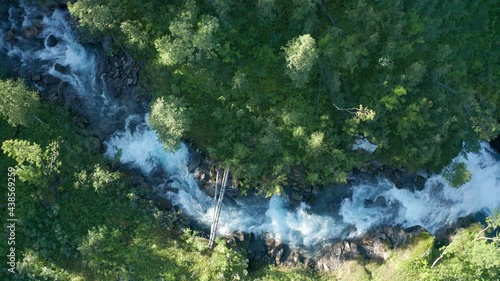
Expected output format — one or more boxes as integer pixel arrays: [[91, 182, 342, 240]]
[[69, 0, 499, 192], [1, 0, 499, 280]]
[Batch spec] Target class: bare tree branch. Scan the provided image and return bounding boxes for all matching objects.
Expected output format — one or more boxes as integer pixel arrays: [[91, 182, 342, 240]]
[[431, 244, 450, 269], [475, 225, 490, 241]]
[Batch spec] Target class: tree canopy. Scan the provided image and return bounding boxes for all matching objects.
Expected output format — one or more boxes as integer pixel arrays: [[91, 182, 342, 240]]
[[69, 0, 498, 192]]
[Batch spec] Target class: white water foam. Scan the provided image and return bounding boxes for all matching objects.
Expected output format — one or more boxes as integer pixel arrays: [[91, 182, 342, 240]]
[[105, 117, 500, 246], [3, 7, 99, 100]]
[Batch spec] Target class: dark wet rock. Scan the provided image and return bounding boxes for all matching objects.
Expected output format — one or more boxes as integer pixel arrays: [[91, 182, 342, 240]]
[[283, 250, 305, 267], [103, 55, 140, 98], [388, 169, 404, 188], [46, 34, 58, 47], [97, 118, 119, 135], [54, 63, 70, 75], [290, 191, 304, 202], [162, 185, 179, 194], [187, 149, 201, 173], [414, 175, 426, 191], [153, 195, 173, 211], [39, 0, 69, 9], [149, 166, 169, 185], [433, 215, 475, 243], [4, 29, 15, 41], [194, 167, 209, 185], [23, 25, 41, 38], [302, 185, 312, 193], [32, 74, 41, 81], [247, 235, 274, 269], [490, 135, 500, 153], [41, 74, 59, 84], [225, 184, 240, 198], [365, 196, 387, 208], [315, 225, 427, 272]]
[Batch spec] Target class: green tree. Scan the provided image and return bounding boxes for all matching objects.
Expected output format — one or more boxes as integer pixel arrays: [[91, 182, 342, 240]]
[[149, 96, 190, 151], [423, 212, 500, 280], [283, 34, 318, 88], [1, 139, 61, 186], [442, 162, 472, 188], [0, 79, 41, 127]]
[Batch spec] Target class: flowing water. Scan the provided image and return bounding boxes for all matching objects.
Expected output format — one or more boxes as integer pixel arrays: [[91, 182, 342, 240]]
[[2, 3, 499, 248]]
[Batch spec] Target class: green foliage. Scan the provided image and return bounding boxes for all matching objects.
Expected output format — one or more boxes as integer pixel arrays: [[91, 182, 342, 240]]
[[178, 231, 248, 281], [13, 250, 85, 281], [442, 162, 472, 188], [68, 0, 499, 193], [369, 231, 434, 281], [77, 226, 248, 280], [335, 260, 370, 281], [249, 266, 324, 281], [2, 139, 61, 186], [0, 79, 41, 127], [421, 218, 500, 281], [283, 34, 318, 88], [149, 96, 190, 151], [352, 214, 500, 281]]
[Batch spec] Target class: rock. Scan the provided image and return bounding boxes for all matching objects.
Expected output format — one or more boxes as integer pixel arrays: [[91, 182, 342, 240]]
[[97, 118, 117, 135], [365, 197, 386, 208], [284, 250, 302, 267], [149, 166, 168, 183], [194, 168, 209, 184], [46, 34, 58, 47], [54, 63, 70, 75], [4, 29, 15, 41], [42, 74, 60, 85], [371, 160, 384, 169], [490, 135, 500, 153], [32, 19, 44, 29], [315, 225, 429, 272], [312, 185, 320, 195], [163, 185, 179, 194], [389, 169, 404, 189], [127, 78, 133, 86], [187, 153, 201, 174], [153, 195, 173, 211], [414, 175, 426, 191], [24, 25, 41, 38], [275, 248, 284, 264], [290, 191, 304, 202], [32, 74, 41, 82], [416, 169, 429, 179]]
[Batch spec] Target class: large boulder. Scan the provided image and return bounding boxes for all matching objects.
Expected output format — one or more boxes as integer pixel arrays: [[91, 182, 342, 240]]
[[46, 34, 58, 47]]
